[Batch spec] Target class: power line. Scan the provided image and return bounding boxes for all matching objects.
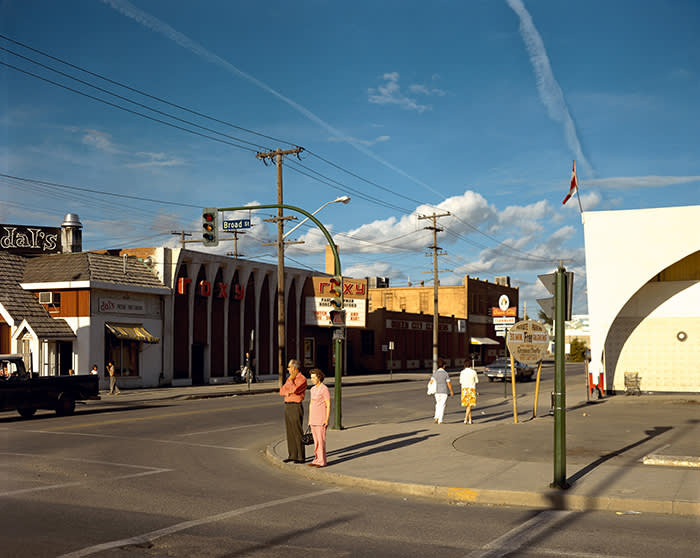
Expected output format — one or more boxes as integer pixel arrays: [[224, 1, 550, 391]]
[[0, 61, 260, 153], [0, 33, 296, 149]]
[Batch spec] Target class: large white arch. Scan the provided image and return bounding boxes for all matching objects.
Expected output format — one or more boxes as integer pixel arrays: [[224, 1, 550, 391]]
[[583, 206, 700, 392]]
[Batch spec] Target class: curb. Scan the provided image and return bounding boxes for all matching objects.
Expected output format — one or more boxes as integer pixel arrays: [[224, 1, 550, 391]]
[[642, 454, 700, 468], [264, 439, 700, 517]]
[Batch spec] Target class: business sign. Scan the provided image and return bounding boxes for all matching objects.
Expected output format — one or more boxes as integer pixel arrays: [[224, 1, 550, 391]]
[[493, 316, 516, 325], [222, 219, 251, 230], [98, 297, 145, 315], [492, 306, 517, 317], [506, 320, 549, 365], [305, 276, 367, 327], [0, 224, 61, 255]]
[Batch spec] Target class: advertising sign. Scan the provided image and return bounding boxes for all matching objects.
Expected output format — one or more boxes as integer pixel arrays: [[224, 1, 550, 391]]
[[305, 276, 367, 327], [0, 224, 61, 255], [506, 320, 550, 365]]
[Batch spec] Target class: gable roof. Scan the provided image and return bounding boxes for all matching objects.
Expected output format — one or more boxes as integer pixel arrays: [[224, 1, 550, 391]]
[[22, 252, 167, 291], [0, 252, 75, 339]]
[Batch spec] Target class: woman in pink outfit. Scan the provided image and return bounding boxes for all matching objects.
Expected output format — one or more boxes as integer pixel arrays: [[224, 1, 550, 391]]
[[307, 368, 331, 467]]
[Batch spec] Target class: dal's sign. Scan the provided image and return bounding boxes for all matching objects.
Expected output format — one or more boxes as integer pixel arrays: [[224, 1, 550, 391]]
[[0, 224, 60, 255]]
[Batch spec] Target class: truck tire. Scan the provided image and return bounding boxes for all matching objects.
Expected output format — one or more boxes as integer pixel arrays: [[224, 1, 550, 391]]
[[18, 407, 37, 419], [55, 394, 76, 416]]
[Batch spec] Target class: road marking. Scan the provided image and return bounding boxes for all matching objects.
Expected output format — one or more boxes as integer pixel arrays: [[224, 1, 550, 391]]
[[4, 429, 248, 450], [57, 487, 342, 558], [178, 421, 274, 436], [0, 452, 172, 497], [467, 510, 572, 558]]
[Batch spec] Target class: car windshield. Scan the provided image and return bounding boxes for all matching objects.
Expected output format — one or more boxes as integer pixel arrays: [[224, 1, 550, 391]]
[[488, 358, 508, 367]]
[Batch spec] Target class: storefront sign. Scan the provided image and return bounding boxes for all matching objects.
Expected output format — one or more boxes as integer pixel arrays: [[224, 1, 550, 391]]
[[305, 296, 366, 327], [177, 277, 244, 299], [0, 224, 60, 255], [99, 297, 145, 315]]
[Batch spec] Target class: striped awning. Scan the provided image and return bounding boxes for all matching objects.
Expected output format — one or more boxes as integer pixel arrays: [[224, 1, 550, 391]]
[[470, 337, 500, 345], [105, 323, 160, 344]]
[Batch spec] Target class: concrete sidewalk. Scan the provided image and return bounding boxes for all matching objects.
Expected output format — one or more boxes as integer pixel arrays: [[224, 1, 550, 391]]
[[93, 373, 700, 516], [265, 385, 700, 517]]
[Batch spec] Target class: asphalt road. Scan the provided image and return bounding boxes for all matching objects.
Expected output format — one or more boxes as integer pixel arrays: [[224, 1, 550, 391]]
[[2, 366, 698, 557]]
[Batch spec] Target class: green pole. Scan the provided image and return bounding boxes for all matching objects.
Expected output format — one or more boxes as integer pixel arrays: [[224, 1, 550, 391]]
[[218, 204, 343, 429], [551, 265, 568, 489]]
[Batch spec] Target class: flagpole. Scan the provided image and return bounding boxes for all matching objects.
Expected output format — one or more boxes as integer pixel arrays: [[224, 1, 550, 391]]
[[575, 171, 584, 214]]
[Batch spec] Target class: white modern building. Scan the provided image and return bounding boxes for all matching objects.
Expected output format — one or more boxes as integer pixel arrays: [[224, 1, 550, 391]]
[[583, 205, 700, 393]]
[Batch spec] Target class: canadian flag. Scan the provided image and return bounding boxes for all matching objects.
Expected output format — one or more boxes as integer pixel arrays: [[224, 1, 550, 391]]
[[562, 160, 578, 205]]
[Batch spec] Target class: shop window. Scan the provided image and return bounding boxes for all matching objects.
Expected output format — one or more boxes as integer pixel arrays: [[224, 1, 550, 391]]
[[105, 332, 140, 377]]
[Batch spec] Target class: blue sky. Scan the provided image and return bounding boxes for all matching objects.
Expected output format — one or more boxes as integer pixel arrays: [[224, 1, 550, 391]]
[[1, 0, 699, 317]]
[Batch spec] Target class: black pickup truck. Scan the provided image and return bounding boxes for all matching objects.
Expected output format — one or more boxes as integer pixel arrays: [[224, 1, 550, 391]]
[[0, 354, 100, 418]]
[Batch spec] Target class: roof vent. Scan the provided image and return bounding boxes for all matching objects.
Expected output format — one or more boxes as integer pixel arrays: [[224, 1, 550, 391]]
[[61, 213, 83, 228]]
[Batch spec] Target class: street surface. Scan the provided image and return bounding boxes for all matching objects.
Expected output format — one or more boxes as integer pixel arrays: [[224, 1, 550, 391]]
[[2, 364, 698, 557]]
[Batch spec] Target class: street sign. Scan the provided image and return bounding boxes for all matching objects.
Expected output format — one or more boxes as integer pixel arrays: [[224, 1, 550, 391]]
[[222, 219, 251, 230], [537, 271, 573, 320], [506, 320, 549, 365]]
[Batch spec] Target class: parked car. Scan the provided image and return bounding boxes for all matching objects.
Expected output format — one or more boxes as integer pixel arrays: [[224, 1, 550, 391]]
[[484, 357, 535, 382]]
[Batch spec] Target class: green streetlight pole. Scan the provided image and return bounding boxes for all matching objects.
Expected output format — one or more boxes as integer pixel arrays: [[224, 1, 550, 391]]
[[551, 265, 568, 489], [218, 204, 344, 429]]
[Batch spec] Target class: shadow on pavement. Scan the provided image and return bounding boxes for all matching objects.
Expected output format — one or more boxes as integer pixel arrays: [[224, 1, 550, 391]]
[[567, 425, 673, 485], [0, 403, 173, 423], [328, 430, 437, 466]]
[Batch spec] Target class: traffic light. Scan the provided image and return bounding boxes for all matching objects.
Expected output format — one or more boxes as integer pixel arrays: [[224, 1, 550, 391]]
[[328, 275, 344, 325], [202, 207, 219, 247]]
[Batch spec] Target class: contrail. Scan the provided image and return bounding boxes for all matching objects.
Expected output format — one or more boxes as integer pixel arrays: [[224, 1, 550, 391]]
[[102, 0, 445, 198], [506, 0, 594, 177]]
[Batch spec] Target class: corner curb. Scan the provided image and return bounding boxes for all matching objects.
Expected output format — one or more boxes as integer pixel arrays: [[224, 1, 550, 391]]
[[264, 440, 700, 517], [642, 454, 700, 468]]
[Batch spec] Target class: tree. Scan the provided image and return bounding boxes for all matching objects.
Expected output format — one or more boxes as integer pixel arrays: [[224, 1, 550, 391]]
[[538, 309, 553, 325], [568, 337, 588, 362]]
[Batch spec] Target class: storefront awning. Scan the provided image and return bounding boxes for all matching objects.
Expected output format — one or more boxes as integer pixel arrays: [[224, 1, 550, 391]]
[[470, 337, 500, 345], [105, 323, 160, 344]]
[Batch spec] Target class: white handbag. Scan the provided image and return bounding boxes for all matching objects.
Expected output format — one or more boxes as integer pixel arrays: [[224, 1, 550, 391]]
[[427, 377, 437, 395]]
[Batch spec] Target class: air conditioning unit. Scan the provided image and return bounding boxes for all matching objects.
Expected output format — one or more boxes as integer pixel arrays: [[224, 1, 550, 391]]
[[38, 292, 53, 304]]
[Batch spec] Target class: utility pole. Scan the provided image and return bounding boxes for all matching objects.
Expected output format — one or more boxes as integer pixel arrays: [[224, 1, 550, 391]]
[[256, 147, 304, 387], [418, 212, 450, 372], [171, 230, 192, 249], [227, 230, 245, 258]]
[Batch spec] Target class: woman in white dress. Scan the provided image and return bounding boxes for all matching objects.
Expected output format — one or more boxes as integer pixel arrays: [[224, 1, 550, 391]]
[[459, 364, 479, 424]]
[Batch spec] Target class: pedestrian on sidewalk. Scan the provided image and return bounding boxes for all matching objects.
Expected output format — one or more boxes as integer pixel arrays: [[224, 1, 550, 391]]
[[107, 361, 120, 395], [279, 359, 307, 463], [307, 368, 331, 468], [459, 362, 479, 424], [432, 358, 453, 424]]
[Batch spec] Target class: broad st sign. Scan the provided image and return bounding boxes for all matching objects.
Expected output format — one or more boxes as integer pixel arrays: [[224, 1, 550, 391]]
[[0, 224, 61, 255]]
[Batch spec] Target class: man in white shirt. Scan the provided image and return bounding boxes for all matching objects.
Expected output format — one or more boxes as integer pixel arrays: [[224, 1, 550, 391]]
[[432, 358, 454, 424]]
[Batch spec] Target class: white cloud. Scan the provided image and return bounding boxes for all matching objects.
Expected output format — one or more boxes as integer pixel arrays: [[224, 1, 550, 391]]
[[584, 175, 700, 189], [126, 152, 186, 168], [368, 73, 432, 113], [81, 129, 120, 154], [498, 199, 550, 234], [327, 135, 390, 147], [506, 0, 593, 178]]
